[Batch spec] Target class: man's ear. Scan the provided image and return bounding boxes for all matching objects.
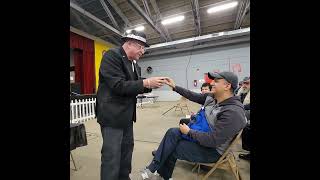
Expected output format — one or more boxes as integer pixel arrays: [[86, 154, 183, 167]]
[[225, 83, 231, 91]]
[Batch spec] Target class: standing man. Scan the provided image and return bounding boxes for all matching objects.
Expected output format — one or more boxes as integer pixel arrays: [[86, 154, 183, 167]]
[[96, 30, 167, 180]]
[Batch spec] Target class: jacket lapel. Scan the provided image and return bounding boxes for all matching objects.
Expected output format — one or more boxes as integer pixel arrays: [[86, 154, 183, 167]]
[[118, 48, 136, 80], [123, 58, 136, 80], [133, 62, 141, 79]]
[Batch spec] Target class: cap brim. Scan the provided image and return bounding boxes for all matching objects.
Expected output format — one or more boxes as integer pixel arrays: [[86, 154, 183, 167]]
[[208, 72, 223, 80], [121, 37, 150, 47]]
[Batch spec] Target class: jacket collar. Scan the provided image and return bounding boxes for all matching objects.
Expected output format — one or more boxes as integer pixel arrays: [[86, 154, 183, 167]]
[[119, 47, 138, 80], [120, 47, 129, 60]]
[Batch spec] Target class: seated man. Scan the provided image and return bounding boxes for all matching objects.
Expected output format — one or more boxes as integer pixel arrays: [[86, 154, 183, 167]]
[[151, 82, 213, 156], [140, 71, 247, 180], [200, 82, 212, 94], [239, 121, 251, 160], [237, 77, 251, 160], [237, 77, 250, 105], [234, 81, 242, 95]]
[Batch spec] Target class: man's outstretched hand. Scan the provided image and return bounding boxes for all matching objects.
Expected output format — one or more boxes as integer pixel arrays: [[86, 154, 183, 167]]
[[164, 77, 176, 89]]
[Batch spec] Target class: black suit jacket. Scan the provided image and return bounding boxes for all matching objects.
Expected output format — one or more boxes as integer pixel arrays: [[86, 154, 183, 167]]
[[96, 47, 151, 128]]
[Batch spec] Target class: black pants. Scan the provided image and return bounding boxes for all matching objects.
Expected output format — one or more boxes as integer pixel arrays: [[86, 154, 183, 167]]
[[241, 124, 251, 151], [100, 123, 134, 180]]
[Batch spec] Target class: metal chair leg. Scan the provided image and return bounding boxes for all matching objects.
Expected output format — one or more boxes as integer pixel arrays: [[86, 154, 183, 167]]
[[70, 152, 78, 171], [162, 106, 177, 115]]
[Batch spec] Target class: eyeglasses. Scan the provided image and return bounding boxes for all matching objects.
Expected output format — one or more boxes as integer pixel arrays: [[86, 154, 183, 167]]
[[243, 81, 250, 85], [132, 42, 145, 51]]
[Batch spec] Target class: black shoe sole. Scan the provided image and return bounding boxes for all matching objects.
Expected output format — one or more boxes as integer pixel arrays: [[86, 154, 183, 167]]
[[239, 154, 250, 161], [152, 150, 156, 156]]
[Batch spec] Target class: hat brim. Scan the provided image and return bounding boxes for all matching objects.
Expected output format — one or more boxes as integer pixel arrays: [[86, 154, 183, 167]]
[[121, 37, 150, 47], [208, 72, 223, 80]]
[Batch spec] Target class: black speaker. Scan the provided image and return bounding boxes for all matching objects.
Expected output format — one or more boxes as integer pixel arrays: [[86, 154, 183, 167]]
[[70, 83, 81, 95]]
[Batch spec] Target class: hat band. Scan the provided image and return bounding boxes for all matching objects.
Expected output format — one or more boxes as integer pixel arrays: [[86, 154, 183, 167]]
[[126, 34, 146, 43]]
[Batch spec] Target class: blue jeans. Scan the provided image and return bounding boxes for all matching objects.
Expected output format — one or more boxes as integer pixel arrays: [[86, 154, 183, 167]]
[[100, 123, 133, 180], [148, 128, 221, 180]]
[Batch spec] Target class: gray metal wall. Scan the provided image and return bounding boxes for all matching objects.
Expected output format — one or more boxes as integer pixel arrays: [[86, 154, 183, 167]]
[[138, 43, 250, 101]]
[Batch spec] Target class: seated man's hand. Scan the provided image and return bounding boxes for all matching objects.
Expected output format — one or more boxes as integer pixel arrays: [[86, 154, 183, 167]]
[[179, 123, 190, 135], [179, 118, 190, 125], [164, 77, 176, 89]]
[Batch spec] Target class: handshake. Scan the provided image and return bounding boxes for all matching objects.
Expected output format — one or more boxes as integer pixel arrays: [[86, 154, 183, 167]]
[[143, 77, 175, 89]]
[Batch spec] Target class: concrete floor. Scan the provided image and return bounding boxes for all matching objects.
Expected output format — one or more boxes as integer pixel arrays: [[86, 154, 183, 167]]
[[70, 101, 250, 180]]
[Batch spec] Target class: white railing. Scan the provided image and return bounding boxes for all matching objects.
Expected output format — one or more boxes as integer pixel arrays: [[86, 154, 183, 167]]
[[70, 98, 96, 124]]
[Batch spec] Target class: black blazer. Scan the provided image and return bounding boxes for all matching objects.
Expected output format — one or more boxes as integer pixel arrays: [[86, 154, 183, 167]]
[[96, 47, 151, 128]]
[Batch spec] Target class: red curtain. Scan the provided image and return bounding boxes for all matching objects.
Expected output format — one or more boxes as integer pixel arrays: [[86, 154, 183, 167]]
[[70, 32, 95, 94], [73, 49, 83, 84], [82, 51, 95, 93]]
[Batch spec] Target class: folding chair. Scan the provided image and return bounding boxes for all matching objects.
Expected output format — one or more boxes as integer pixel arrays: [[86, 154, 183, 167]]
[[192, 129, 243, 180], [162, 97, 190, 115], [70, 152, 78, 171]]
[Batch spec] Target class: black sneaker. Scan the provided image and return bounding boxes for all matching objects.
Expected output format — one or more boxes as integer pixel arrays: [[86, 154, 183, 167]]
[[239, 153, 250, 161]]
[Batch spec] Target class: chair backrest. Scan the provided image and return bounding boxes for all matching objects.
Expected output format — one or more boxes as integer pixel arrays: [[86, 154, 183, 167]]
[[178, 96, 188, 106], [215, 129, 243, 163], [180, 96, 187, 101]]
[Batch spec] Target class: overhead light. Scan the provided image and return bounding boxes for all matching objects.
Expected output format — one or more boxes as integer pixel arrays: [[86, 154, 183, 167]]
[[134, 26, 145, 31], [207, 1, 238, 14], [161, 15, 185, 25], [126, 26, 145, 34]]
